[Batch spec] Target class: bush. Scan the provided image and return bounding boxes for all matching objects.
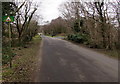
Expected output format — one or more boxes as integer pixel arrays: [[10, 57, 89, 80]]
[[2, 47, 16, 65], [67, 33, 89, 43]]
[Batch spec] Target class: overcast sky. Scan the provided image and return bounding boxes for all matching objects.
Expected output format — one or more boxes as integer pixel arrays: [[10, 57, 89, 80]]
[[32, 0, 116, 25], [34, 0, 67, 24]]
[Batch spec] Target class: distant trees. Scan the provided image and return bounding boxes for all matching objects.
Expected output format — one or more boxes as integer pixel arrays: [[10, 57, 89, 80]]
[[43, 17, 68, 36]]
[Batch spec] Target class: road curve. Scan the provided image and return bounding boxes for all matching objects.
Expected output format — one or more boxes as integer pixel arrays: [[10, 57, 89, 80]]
[[34, 36, 118, 82]]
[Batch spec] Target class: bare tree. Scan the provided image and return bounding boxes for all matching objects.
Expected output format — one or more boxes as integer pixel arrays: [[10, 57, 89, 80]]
[[111, 0, 120, 49], [94, 0, 107, 48], [59, 0, 118, 49], [14, 1, 38, 43]]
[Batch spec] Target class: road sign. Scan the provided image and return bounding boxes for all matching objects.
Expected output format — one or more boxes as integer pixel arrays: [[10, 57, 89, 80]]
[[2, 16, 14, 22]]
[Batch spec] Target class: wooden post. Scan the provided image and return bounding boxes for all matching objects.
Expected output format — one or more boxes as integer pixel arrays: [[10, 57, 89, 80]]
[[8, 22, 12, 68]]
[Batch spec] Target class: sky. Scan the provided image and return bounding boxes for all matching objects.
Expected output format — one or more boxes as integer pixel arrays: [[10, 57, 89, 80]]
[[32, 0, 116, 25], [34, 0, 67, 25]]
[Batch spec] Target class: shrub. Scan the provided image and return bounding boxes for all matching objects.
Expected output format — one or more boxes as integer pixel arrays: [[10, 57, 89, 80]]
[[2, 47, 16, 65], [67, 33, 89, 43]]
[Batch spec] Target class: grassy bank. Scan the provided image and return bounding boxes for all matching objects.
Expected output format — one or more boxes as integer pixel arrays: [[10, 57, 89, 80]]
[[2, 35, 41, 82], [92, 48, 118, 59], [66, 40, 118, 59]]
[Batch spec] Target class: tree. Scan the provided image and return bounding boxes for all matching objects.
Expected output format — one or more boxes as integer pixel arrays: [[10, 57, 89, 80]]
[[14, 1, 38, 43], [59, 0, 118, 49], [43, 17, 68, 35], [111, 0, 120, 49], [94, 1, 107, 48]]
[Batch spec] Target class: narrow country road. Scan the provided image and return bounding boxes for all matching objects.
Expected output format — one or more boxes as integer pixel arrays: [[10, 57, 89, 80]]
[[34, 36, 118, 82]]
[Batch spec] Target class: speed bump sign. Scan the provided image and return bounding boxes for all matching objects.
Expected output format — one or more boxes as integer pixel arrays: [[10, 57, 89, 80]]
[[2, 16, 14, 22]]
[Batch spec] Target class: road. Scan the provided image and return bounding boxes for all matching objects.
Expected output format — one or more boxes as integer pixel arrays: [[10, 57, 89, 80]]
[[34, 36, 118, 82]]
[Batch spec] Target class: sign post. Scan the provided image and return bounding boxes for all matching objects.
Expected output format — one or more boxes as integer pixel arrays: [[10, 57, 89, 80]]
[[3, 16, 14, 45], [8, 22, 12, 68], [3, 16, 14, 47], [2, 16, 14, 68], [8, 22, 11, 47]]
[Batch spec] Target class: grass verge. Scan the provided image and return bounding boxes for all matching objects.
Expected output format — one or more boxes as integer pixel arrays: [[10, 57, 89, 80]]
[[2, 35, 41, 82], [66, 40, 119, 59]]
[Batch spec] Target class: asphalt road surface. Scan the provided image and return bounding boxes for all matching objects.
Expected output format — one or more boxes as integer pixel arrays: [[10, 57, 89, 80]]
[[34, 36, 118, 82]]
